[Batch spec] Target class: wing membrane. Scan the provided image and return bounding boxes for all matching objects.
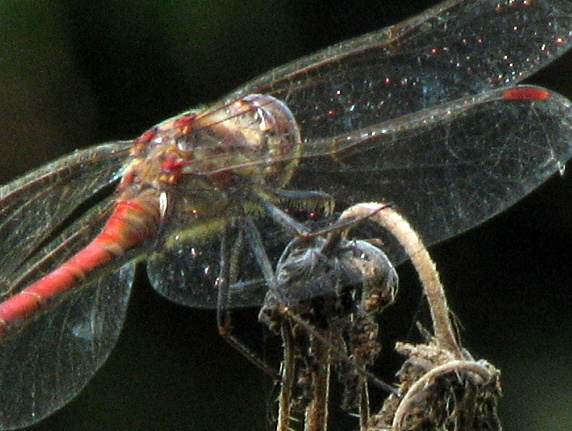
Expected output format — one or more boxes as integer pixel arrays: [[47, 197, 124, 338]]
[[291, 87, 572, 261], [147, 214, 288, 308], [0, 263, 135, 430], [225, 0, 572, 141], [0, 144, 140, 429], [151, 87, 572, 304], [0, 142, 130, 280]]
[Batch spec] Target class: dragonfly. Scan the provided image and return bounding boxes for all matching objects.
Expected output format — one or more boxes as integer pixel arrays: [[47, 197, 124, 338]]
[[1, 0, 572, 428]]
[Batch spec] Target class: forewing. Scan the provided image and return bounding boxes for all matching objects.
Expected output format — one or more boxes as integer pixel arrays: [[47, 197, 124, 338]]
[[0, 142, 131, 283], [225, 0, 572, 141]]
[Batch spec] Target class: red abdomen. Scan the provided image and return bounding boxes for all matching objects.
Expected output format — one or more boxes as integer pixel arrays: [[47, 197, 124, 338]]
[[0, 192, 161, 337]]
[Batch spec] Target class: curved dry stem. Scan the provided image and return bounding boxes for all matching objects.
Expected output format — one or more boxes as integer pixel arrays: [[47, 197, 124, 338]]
[[390, 360, 493, 430], [339, 203, 461, 357]]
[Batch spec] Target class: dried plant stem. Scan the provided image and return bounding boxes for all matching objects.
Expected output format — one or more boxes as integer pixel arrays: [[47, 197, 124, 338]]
[[340, 203, 462, 357], [304, 337, 331, 431], [391, 360, 493, 430], [276, 323, 296, 431]]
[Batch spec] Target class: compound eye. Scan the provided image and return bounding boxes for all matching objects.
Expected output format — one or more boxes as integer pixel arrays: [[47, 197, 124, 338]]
[[239, 94, 301, 152]]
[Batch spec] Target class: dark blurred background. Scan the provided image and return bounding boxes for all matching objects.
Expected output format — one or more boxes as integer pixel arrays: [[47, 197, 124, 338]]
[[1, 0, 571, 430]]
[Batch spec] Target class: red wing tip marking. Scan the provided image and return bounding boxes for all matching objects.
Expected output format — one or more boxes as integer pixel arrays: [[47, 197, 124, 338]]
[[503, 87, 550, 100]]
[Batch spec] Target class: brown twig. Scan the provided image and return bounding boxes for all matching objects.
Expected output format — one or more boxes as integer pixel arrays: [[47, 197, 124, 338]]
[[339, 203, 462, 357]]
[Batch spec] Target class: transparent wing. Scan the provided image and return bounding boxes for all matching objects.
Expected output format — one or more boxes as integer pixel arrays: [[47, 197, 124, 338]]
[[225, 0, 572, 141], [0, 142, 139, 428], [0, 263, 135, 430], [0, 141, 131, 283], [147, 214, 288, 308], [147, 230, 223, 308], [290, 87, 572, 261]]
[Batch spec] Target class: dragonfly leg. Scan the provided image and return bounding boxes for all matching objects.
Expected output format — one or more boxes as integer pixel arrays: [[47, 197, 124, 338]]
[[216, 222, 280, 379], [253, 193, 312, 237], [255, 186, 391, 243]]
